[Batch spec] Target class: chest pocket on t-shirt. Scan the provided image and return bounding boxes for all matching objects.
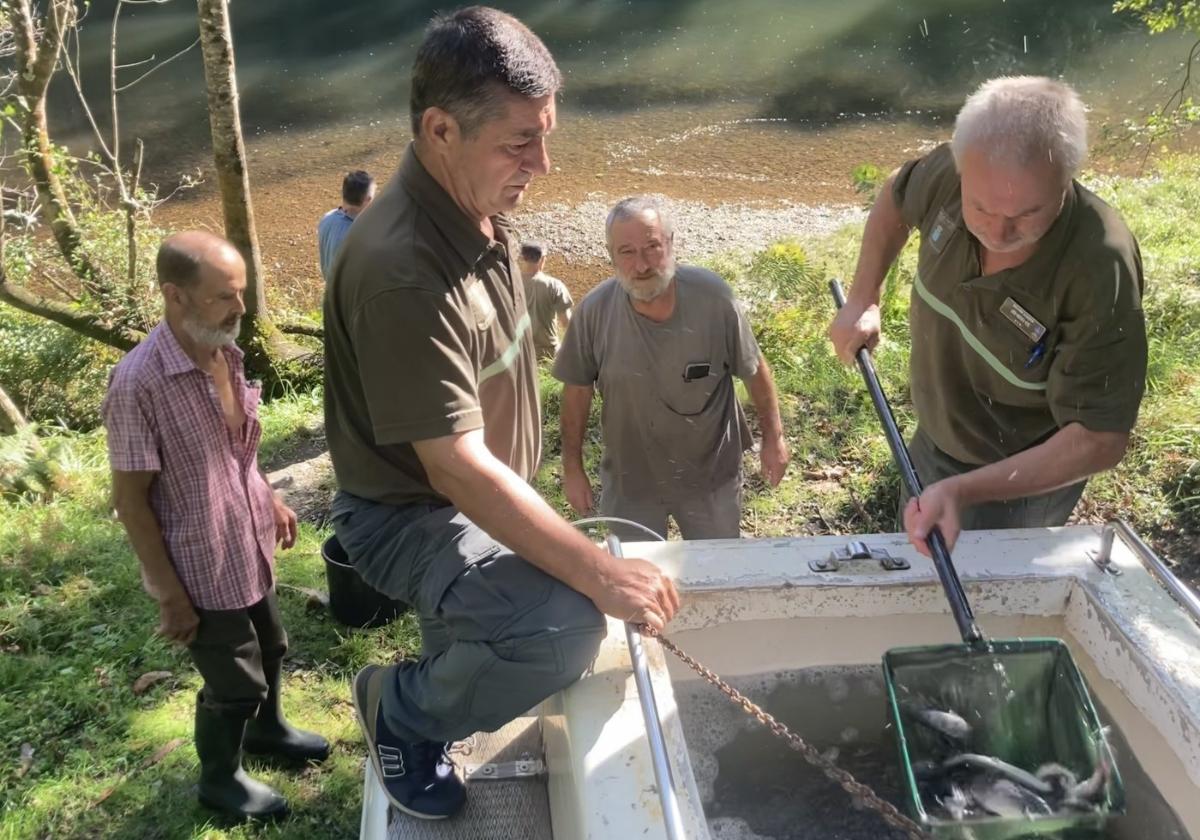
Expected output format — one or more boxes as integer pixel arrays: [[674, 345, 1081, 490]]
[[963, 292, 1055, 396], [659, 360, 725, 416], [926, 208, 960, 255]]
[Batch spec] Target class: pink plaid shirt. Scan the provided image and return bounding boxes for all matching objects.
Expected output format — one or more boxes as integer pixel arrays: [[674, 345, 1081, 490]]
[[102, 322, 276, 610]]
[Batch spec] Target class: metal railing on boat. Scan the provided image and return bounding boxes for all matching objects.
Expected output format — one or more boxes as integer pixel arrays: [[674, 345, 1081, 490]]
[[607, 535, 687, 840], [1092, 518, 1200, 627]]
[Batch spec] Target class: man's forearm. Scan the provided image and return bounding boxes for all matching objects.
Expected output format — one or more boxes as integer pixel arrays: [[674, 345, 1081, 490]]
[[848, 173, 910, 306], [425, 437, 611, 598], [746, 357, 783, 440], [559, 384, 593, 473], [947, 423, 1129, 507], [115, 501, 189, 603]]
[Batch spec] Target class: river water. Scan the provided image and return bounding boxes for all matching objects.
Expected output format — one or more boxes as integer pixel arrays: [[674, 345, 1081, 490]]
[[48, 0, 1195, 306]]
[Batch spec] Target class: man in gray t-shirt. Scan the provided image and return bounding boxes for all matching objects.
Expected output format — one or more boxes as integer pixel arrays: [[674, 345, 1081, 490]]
[[553, 196, 789, 540]]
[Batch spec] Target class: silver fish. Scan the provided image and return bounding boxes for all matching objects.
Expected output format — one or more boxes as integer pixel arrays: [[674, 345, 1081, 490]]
[[969, 776, 1054, 819], [938, 782, 971, 821], [1064, 760, 1110, 810], [942, 753, 1053, 795], [1032, 763, 1080, 801], [1035, 762, 1078, 792], [908, 706, 973, 741]]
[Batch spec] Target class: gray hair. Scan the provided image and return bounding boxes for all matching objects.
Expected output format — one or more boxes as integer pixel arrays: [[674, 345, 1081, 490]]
[[950, 76, 1088, 180], [605, 196, 675, 252], [410, 6, 561, 138]]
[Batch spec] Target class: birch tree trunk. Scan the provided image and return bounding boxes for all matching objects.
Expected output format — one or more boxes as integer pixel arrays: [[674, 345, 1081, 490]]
[[11, 0, 105, 290], [195, 0, 268, 321], [0, 382, 27, 435], [195, 0, 294, 385]]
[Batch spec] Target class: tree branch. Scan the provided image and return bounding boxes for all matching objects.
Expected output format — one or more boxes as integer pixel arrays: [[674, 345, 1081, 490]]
[[278, 321, 323, 339], [115, 35, 200, 92], [1138, 36, 1200, 171], [0, 276, 142, 352]]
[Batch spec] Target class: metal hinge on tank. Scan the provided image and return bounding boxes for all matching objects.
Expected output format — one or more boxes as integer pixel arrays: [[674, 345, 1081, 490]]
[[810, 540, 911, 573]]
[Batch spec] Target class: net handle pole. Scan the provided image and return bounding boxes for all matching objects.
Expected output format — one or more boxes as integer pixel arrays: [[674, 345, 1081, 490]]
[[829, 279, 984, 646]]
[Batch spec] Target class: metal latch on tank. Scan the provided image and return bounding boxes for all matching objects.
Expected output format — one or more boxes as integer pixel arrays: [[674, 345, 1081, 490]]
[[810, 540, 910, 573], [463, 757, 546, 780]]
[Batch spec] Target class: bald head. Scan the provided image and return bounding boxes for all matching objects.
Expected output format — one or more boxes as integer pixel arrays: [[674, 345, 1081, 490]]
[[156, 230, 243, 289], [157, 231, 248, 349]]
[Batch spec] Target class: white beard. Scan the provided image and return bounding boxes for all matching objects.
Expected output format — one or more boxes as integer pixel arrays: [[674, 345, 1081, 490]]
[[183, 314, 240, 348], [617, 255, 676, 302]]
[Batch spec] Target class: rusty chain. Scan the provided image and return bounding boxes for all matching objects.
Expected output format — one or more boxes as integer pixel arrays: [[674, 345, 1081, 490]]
[[638, 624, 931, 840]]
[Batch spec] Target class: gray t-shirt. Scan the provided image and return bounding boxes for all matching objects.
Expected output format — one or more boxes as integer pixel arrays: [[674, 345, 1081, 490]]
[[553, 265, 760, 501]]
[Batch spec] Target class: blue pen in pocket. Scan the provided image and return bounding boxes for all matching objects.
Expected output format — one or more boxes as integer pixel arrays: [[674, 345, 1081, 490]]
[[1024, 338, 1047, 369]]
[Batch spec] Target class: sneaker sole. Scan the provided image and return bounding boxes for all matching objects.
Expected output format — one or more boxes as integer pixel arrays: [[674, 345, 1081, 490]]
[[351, 668, 452, 822]]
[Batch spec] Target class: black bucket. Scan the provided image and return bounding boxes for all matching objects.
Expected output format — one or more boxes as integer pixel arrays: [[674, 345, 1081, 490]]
[[321, 534, 407, 629]]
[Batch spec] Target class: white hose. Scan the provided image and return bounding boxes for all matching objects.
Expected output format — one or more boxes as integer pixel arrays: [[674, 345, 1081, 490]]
[[569, 515, 666, 542]]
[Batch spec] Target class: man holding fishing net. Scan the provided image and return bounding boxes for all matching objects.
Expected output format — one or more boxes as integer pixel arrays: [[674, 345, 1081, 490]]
[[828, 76, 1147, 557]]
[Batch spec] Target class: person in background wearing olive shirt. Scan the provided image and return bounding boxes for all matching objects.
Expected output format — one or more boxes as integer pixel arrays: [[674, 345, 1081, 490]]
[[519, 240, 573, 361], [828, 76, 1146, 558]]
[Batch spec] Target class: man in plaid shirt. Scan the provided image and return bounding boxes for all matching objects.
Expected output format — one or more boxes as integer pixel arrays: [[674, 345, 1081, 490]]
[[104, 231, 328, 821]]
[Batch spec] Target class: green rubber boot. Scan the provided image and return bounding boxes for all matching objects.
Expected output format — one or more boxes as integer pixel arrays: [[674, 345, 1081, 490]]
[[243, 659, 330, 764], [195, 700, 288, 821]]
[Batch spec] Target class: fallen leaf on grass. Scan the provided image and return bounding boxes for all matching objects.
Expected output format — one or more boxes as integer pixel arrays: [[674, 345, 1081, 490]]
[[802, 465, 847, 480], [94, 738, 185, 806], [17, 743, 33, 777], [131, 670, 173, 696]]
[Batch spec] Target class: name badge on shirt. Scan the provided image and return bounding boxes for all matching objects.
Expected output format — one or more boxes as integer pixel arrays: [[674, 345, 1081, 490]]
[[928, 209, 957, 254], [999, 297, 1047, 343]]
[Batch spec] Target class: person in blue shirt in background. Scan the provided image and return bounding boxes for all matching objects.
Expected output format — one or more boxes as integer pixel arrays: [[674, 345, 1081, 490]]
[[317, 170, 375, 282]]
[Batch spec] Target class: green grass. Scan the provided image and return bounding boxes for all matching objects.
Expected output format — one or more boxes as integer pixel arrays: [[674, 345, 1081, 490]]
[[0, 403, 421, 839], [2, 155, 1198, 838]]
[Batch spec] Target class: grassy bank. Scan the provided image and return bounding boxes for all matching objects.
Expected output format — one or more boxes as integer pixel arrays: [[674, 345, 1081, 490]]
[[1, 156, 1197, 839]]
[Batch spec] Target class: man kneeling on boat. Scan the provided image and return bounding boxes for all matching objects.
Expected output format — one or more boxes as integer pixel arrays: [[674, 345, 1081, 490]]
[[322, 7, 679, 822], [828, 76, 1147, 556]]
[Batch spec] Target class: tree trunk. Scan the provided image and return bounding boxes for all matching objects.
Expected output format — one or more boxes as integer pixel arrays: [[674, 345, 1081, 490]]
[[195, 0, 268, 321], [0, 382, 27, 435], [195, 0, 290, 385], [12, 0, 106, 294]]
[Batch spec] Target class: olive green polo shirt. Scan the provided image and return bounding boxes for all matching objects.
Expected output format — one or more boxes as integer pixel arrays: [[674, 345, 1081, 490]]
[[525, 271, 573, 360], [894, 143, 1147, 465], [323, 144, 540, 507]]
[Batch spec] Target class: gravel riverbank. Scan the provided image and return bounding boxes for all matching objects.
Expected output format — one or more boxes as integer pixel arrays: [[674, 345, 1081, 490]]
[[514, 198, 866, 265], [512, 198, 867, 295]]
